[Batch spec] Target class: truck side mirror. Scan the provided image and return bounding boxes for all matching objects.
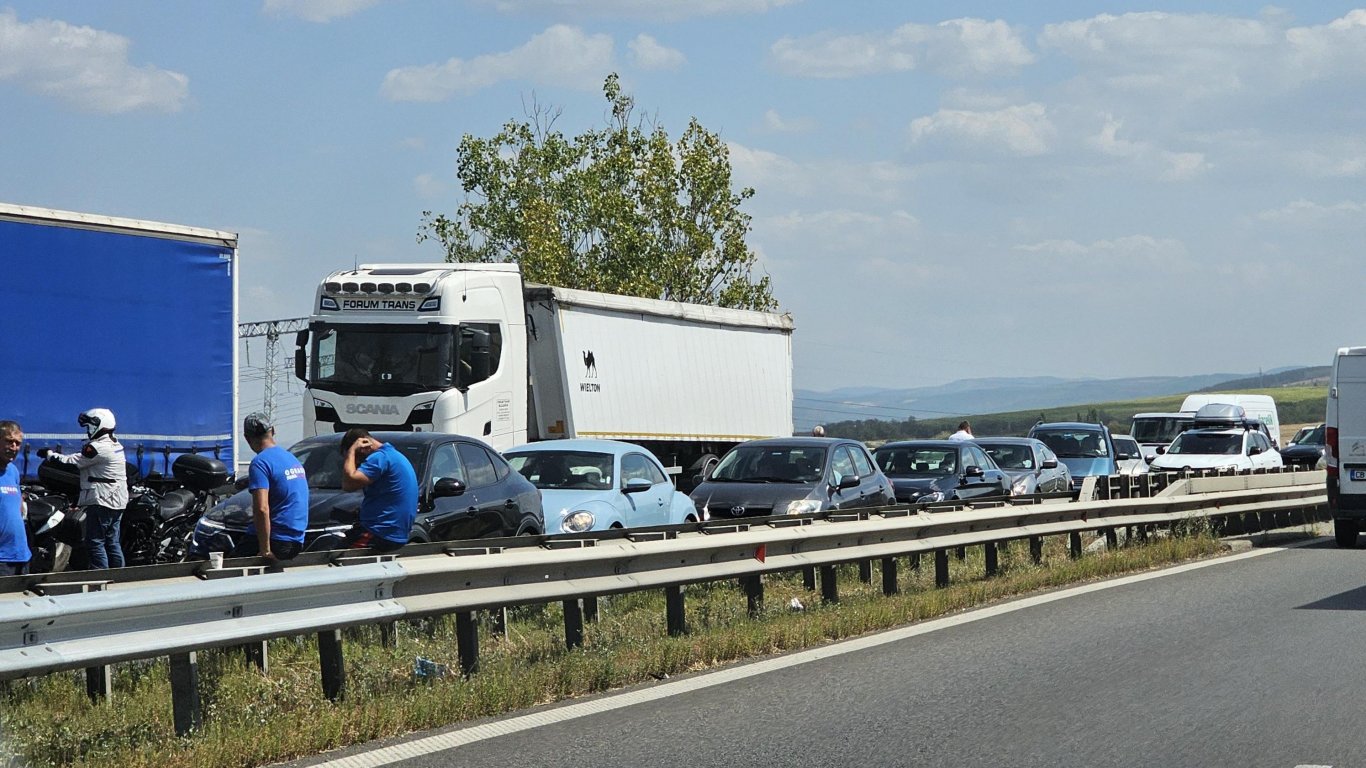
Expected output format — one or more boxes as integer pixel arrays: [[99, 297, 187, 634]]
[[294, 348, 308, 382]]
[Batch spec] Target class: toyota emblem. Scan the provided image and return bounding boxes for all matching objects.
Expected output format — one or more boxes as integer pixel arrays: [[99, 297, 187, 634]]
[[729, 505, 746, 517]]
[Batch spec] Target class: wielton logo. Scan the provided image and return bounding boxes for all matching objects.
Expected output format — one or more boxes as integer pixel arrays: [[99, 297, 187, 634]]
[[582, 350, 597, 378]]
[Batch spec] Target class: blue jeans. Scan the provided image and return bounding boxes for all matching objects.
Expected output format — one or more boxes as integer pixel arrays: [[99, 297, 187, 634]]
[[83, 505, 124, 570]]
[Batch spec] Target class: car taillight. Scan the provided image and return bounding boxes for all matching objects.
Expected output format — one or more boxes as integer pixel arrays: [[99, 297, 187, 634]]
[[1327, 426, 1339, 475]]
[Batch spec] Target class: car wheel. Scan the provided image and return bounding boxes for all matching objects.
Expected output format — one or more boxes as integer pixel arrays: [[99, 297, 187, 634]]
[[1336, 519, 1359, 548]]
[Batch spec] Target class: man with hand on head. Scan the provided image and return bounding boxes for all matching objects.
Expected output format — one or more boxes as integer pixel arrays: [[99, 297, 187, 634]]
[[339, 428, 417, 553], [235, 413, 308, 562], [0, 421, 31, 576]]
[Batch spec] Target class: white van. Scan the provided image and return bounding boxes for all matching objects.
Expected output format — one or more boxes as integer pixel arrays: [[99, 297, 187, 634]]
[[1327, 347, 1366, 546], [1179, 394, 1281, 448]]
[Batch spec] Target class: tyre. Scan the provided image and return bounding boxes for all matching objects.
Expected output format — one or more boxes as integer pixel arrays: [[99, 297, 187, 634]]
[[1335, 519, 1359, 548]]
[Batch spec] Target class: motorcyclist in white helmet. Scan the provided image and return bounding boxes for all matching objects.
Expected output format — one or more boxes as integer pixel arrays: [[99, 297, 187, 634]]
[[39, 409, 128, 569]]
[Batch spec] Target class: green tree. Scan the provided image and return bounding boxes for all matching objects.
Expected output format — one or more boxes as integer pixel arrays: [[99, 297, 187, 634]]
[[420, 74, 776, 311]]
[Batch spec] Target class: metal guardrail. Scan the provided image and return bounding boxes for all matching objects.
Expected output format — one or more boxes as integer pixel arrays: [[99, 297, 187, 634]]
[[0, 470, 1328, 734]]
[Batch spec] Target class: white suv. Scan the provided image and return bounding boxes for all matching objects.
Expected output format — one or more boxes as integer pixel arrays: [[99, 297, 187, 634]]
[[1149, 426, 1283, 473]]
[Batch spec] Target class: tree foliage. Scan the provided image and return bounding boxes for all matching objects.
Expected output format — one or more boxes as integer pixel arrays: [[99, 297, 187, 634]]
[[420, 74, 776, 311]]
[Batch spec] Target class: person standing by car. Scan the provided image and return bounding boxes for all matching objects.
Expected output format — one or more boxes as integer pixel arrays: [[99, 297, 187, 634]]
[[0, 420, 31, 576], [234, 413, 308, 562], [949, 421, 973, 441], [339, 428, 417, 553], [39, 409, 127, 569]]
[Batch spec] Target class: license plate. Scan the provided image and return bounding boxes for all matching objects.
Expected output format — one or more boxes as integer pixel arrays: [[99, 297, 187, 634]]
[[1352, 470, 1366, 481]]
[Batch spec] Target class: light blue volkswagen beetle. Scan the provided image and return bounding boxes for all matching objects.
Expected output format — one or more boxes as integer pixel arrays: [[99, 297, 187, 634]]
[[504, 439, 700, 533]]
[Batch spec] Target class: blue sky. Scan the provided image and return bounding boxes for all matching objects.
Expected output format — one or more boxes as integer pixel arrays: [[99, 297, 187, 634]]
[[3, 1, 1365, 435]]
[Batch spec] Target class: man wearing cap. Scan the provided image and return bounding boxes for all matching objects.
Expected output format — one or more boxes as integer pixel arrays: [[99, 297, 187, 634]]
[[236, 413, 308, 562], [339, 428, 416, 553], [0, 421, 31, 576]]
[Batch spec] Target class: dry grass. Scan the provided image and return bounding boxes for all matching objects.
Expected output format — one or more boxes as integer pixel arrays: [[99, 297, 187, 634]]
[[0, 530, 1243, 768]]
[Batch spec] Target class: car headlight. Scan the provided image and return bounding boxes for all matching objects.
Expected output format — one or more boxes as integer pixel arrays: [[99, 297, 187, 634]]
[[919, 491, 945, 504], [561, 510, 595, 533], [784, 499, 822, 515], [1217, 464, 1240, 473], [1011, 477, 1030, 496]]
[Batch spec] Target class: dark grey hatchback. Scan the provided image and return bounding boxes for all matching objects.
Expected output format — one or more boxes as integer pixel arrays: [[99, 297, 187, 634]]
[[688, 437, 895, 520]]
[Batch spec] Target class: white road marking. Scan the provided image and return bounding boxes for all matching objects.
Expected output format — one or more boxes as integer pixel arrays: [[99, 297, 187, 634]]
[[316, 539, 1317, 767]]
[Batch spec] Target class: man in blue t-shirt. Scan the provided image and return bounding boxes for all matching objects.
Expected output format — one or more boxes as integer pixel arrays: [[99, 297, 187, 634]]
[[339, 428, 417, 553], [233, 413, 309, 562], [0, 420, 31, 576]]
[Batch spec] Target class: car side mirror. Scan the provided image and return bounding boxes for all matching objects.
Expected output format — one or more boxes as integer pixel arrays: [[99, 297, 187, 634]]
[[1248, 446, 1262, 456], [1041, 458, 1058, 469], [965, 466, 984, 478], [1155, 446, 1167, 455], [834, 474, 860, 490], [1144, 455, 1156, 464], [622, 477, 652, 494], [432, 477, 466, 498]]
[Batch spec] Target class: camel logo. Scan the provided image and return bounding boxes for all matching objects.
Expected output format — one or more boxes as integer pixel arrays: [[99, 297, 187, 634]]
[[582, 350, 598, 378]]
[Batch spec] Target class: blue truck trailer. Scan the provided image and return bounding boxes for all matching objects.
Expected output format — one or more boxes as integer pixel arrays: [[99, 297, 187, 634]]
[[0, 203, 238, 478]]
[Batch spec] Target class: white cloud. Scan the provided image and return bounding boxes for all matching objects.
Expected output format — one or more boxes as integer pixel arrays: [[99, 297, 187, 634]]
[[0, 9, 188, 113], [1087, 114, 1209, 181], [1256, 199, 1366, 224], [761, 108, 815, 133], [909, 103, 1054, 157], [727, 141, 915, 203], [413, 173, 447, 198], [770, 18, 1034, 79], [472, 0, 797, 21], [382, 25, 613, 101], [262, 0, 382, 22], [1014, 234, 1189, 268], [628, 34, 684, 70]]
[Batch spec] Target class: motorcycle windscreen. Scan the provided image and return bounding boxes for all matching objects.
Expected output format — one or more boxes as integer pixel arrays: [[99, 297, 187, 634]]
[[0, 217, 235, 479]]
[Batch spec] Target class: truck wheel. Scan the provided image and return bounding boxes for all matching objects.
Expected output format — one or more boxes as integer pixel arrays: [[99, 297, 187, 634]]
[[1335, 519, 1359, 548]]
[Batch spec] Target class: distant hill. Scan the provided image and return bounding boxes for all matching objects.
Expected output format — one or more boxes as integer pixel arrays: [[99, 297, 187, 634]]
[[795, 372, 1244, 433], [1197, 366, 1330, 392]]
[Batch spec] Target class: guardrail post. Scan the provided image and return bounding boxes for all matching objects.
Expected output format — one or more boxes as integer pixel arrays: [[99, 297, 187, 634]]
[[244, 641, 268, 673], [318, 629, 345, 701], [1029, 536, 1043, 564], [858, 559, 873, 584], [562, 599, 584, 650], [169, 652, 201, 736], [934, 549, 949, 588], [802, 566, 816, 591], [954, 546, 966, 561], [456, 611, 479, 676], [1104, 528, 1118, 551], [1069, 532, 1083, 559], [665, 585, 687, 636], [820, 564, 838, 604], [984, 542, 998, 577], [379, 621, 396, 648], [909, 552, 921, 571], [582, 596, 599, 623], [744, 574, 763, 617], [85, 665, 112, 704], [881, 557, 898, 596]]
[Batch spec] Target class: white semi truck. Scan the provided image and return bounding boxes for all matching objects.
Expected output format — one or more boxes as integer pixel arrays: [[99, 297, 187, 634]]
[[294, 263, 794, 485]]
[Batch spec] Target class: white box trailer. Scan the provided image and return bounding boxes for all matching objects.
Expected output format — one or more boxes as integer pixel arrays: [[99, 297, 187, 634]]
[[297, 264, 794, 487]]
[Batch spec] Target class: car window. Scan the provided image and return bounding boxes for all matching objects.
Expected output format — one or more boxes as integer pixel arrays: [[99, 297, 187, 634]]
[[507, 450, 613, 490], [981, 443, 1033, 470], [457, 442, 498, 488], [1168, 432, 1242, 455], [710, 445, 827, 483], [968, 445, 993, 469], [850, 446, 875, 477], [1032, 428, 1109, 458], [428, 442, 465, 486], [1114, 438, 1138, 457], [487, 449, 509, 481], [961, 446, 980, 470], [874, 446, 957, 475], [622, 453, 667, 486], [832, 447, 857, 480], [1252, 433, 1270, 452]]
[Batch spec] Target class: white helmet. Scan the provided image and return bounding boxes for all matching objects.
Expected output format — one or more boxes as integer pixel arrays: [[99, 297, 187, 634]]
[[78, 408, 116, 439]]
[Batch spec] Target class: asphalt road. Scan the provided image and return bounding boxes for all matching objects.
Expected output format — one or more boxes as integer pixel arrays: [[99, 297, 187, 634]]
[[317, 539, 1366, 768]]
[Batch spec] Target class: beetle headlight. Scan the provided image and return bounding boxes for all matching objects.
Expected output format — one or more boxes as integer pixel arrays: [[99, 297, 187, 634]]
[[561, 510, 595, 533], [784, 499, 822, 515]]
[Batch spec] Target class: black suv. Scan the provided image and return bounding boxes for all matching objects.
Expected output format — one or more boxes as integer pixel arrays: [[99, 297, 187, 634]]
[[189, 431, 543, 556]]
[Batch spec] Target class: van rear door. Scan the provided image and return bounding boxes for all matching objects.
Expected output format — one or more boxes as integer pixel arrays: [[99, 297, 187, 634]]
[[1334, 352, 1366, 499]]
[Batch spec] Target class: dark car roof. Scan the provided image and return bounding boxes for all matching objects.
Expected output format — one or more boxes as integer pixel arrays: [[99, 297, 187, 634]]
[[1030, 422, 1106, 432], [742, 437, 863, 448], [972, 436, 1041, 445], [876, 440, 963, 449]]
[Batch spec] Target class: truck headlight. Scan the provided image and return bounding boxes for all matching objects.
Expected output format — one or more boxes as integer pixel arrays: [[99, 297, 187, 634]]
[[784, 499, 822, 515], [561, 510, 595, 533]]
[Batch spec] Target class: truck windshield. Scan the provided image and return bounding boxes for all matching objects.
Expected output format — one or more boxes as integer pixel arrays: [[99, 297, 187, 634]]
[[310, 324, 455, 396], [1130, 417, 1192, 444]]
